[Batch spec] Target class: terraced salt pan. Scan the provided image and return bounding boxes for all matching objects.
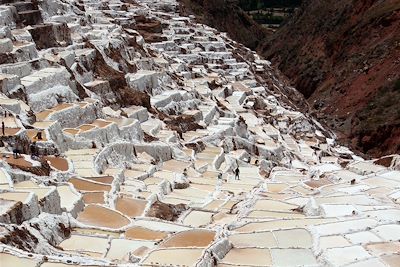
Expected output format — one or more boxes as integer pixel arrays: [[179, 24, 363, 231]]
[[141, 248, 204, 266], [26, 129, 48, 141], [125, 226, 168, 240], [59, 234, 109, 254], [365, 242, 400, 256], [345, 231, 382, 244], [247, 210, 306, 219], [0, 253, 39, 267], [229, 232, 277, 248], [69, 178, 111, 192], [253, 199, 298, 212], [0, 191, 31, 202], [160, 229, 215, 248], [106, 238, 155, 260], [221, 248, 272, 266], [235, 218, 337, 232], [271, 248, 318, 266], [322, 245, 372, 266], [115, 197, 147, 217], [319, 235, 351, 250], [82, 192, 105, 204], [373, 224, 400, 241], [43, 156, 69, 171], [161, 159, 191, 173], [56, 185, 81, 211], [134, 219, 191, 232], [77, 204, 130, 229], [182, 210, 214, 227]]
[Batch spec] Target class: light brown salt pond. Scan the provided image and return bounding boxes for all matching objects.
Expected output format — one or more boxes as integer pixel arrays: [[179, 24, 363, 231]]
[[0, 253, 39, 267], [59, 234, 108, 254], [63, 128, 80, 135], [26, 129, 48, 142], [92, 119, 113, 128], [381, 254, 400, 267], [266, 183, 289, 193], [24, 187, 52, 200], [69, 178, 111, 192], [365, 242, 400, 256], [190, 183, 215, 192], [36, 110, 53, 121], [77, 204, 130, 229], [52, 103, 74, 111], [125, 226, 168, 240], [274, 228, 313, 248], [235, 218, 337, 233], [13, 180, 38, 188], [41, 262, 97, 267], [142, 248, 204, 266], [85, 176, 114, 184], [247, 210, 306, 219], [182, 210, 214, 227], [115, 197, 147, 217], [72, 227, 120, 238], [82, 192, 105, 204], [160, 230, 215, 248], [0, 191, 30, 202], [43, 156, 69, 171], [2, 154, 33, 168], [319, 236, 351, 250], [203, 199, 225, 210], [229, 232, 277, 248], [304, 178, 332, 188], [221, 248, 272, 266], [106, 238, 155, 261], [253, 199, 298, 212], [78, 124, 96, 132], [162, 159, 191, 172]]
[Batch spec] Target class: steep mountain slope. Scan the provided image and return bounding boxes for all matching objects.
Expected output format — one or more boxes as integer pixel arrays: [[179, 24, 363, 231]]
[[179, 0, 272, 50], [261, 0, 400, 157]]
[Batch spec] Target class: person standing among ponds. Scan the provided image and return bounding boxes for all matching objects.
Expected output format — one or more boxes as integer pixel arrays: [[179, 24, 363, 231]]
[[30, 141, 38, 158], [234, 167, 240, 180]]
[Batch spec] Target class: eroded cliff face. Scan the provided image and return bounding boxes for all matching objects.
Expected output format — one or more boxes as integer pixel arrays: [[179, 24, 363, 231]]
[[261, 0, 400, 157]]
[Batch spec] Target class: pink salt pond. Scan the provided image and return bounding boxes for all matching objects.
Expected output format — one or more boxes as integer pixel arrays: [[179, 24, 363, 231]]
[[77, 204, 130, 229], [159, 229, 215, 248], [116, 196, 147, 218]]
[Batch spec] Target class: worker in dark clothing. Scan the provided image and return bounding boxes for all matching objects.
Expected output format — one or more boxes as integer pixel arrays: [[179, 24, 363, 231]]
[[34, 131, 43, 140], [2, 121, 5, 136], [30, 141, 37, 158], [234, 167, 240, 180]]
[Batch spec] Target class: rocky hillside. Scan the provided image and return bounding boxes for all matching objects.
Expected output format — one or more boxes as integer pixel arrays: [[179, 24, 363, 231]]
[[179, 0, 272, 51], [261, 0, 400, 157], [180, 0, 400, 158]]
